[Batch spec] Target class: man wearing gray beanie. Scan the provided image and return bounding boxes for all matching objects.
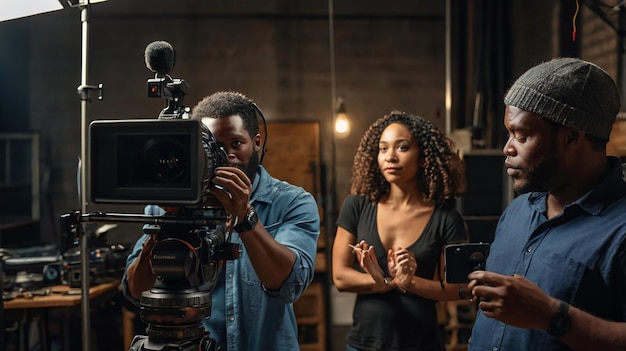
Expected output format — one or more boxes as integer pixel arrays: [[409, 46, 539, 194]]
[[466, 57, 626, 350]]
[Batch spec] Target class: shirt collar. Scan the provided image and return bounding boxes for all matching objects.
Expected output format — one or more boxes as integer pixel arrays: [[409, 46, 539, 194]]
[[528, 156, 626, 216], [250, 165, 274, 204]]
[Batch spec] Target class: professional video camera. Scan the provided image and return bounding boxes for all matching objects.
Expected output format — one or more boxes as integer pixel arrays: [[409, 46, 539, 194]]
[[61, 40, 240, 351]]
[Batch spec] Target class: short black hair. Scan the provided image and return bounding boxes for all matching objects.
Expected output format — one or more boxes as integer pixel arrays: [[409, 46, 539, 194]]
[[191, 91, 259, 138]]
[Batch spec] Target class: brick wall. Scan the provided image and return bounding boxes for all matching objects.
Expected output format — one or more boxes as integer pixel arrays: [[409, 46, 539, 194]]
[[0, 1, 447, 242], [0, 0, 622, 244]]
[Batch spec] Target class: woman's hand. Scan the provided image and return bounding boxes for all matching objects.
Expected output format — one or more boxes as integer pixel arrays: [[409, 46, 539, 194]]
[[350, 241, 386, 289], [387, 248, 398, 278], [389, 247, 417, 290]]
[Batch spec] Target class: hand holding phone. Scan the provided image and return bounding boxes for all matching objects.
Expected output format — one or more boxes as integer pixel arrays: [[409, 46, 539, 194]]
[[444, 243, 490, 283]]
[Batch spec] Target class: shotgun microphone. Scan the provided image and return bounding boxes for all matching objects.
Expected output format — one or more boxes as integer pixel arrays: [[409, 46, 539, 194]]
[[144, 40, 175, 76]]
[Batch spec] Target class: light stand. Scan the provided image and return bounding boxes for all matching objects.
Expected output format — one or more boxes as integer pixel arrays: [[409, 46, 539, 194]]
[[69, 0, 104, 350], [0, 1, 104, 350]]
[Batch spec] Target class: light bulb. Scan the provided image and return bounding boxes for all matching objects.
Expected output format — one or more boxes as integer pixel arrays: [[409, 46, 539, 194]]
[[335, 113, 350, 137]]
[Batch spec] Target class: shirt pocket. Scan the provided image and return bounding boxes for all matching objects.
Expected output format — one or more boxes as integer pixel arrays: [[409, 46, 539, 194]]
[[527, 249, 586, 301]]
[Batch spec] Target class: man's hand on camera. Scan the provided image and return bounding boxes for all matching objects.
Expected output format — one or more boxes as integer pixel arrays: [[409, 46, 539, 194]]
[[208, 167, 252, 220]]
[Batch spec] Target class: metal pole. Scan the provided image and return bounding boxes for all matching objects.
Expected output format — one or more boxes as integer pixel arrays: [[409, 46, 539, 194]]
[[328, 0, 337, 219], [617, 5, 626, 119], [327, 0, 337, 348], [445, 0, 452, 135], [79, 4, 92, 350]]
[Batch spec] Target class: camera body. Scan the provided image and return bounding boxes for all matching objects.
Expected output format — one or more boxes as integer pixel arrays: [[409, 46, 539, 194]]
[[90, 118, 228, 205]]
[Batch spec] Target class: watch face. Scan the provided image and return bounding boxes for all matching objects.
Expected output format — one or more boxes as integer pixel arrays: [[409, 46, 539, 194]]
[[235, 207, 258, 232], [248, 209, 258, 223], [555, 314, 571, 330], [548, 301, 571, 336]]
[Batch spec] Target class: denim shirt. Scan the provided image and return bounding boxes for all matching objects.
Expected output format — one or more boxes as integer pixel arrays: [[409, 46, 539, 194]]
[[121, 166, 320, 351], [469, 157, 626, 351]]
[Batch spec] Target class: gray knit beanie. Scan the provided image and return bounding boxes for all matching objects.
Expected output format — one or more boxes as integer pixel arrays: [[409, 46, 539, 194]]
[[504, 57, 620, 140]]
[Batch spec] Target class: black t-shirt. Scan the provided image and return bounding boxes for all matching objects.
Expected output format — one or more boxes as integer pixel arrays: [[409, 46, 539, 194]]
[[337, 194, 466, 351]]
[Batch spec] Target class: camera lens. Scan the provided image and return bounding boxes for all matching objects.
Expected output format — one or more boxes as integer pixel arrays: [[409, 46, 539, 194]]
[[469, 251, 485, 270], [143, 138, 187, 182]]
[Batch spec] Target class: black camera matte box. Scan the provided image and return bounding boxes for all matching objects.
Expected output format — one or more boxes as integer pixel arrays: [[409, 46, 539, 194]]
[[90, 118, 206, 205]]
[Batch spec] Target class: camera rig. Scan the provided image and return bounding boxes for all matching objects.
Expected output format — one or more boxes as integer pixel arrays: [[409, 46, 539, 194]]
[[60, 40, 237, 351], [61, 207, 241, 351]]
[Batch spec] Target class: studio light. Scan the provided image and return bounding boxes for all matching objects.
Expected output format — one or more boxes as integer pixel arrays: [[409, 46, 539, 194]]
[[0, 0, 108, 22], [0, 0, 63, 22]]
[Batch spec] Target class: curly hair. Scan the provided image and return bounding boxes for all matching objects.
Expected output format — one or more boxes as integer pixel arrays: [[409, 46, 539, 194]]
[[351, 110, 466, 206], [191, 90, 259, 138]]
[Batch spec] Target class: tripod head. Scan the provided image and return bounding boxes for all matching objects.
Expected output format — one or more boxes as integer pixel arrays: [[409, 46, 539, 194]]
[[131, 206, 241, 350]]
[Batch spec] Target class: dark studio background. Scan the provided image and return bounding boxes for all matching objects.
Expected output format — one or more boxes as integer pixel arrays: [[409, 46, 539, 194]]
[[1, 1, 624, 350]]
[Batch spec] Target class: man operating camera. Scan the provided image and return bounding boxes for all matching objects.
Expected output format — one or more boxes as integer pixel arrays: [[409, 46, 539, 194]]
[[122, 91, 321, 351]]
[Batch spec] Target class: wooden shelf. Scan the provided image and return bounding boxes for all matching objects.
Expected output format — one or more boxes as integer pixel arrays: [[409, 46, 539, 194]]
[[297, 316, 321, 325], [444, 300, 476, 351], [300, 343, 325, 351], [295, 281, 326, 350]]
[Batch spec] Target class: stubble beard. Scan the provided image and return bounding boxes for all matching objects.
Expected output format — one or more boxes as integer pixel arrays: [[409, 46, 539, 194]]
[[229, 151, 260, 185], [513, 155, 558, 194]]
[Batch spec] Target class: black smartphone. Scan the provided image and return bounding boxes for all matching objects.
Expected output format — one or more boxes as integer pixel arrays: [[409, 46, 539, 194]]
[[444, 243, 490, 283]]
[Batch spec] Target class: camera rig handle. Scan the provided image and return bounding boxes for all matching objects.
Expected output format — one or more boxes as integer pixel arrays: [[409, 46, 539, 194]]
[[60, 209, 232, 250]]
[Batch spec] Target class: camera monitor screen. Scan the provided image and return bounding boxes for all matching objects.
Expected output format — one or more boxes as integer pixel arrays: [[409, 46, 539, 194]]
[[90, 119, 206, 205]]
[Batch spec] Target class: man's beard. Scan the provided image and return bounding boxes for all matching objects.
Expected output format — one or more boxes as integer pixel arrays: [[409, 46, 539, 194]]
[[229, 151, 260, 185], [514, 155, 557, 194]]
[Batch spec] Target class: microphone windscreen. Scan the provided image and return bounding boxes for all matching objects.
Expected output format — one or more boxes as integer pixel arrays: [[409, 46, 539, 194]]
[[144, 41, 175, 75]]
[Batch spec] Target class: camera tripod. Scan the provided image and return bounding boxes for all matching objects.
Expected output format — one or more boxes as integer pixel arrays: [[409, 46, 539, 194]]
[[125, 207, 239, 351], [128, 285, 217, 351], [61, 207, 238, 351]]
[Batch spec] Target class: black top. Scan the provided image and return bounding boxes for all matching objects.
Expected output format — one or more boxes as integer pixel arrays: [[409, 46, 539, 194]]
[[337, 194, 466, 351]]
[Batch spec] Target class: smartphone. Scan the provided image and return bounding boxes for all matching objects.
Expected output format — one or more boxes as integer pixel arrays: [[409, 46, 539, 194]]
[[444, 243, 490, 283]]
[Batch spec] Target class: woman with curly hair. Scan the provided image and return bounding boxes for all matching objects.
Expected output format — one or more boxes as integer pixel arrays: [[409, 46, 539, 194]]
[[332, 110, 469, 351]]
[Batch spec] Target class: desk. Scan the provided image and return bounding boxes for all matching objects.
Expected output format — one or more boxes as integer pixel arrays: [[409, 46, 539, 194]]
[[4, 279, 120, 310], [4, 279, 121, 351]]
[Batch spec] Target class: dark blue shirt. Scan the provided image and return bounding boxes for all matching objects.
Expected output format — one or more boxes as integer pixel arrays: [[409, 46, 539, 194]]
[[469, 157, 626, 351]]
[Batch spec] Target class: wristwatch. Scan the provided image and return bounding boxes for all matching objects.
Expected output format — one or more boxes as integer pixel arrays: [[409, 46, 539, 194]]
[[233, 206, 258, 233], [547, 300, 571, 337]]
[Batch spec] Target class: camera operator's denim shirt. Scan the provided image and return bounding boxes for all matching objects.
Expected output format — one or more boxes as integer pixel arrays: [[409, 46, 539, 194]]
[[121, 166, 320, 351]]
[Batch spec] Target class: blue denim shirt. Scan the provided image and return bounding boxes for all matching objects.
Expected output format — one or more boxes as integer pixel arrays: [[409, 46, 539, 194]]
[[469, 157, 626, 351], [121, 166, 320, 351]]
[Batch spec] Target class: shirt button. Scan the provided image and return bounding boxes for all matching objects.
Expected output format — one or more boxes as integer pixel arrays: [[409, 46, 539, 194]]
[[492, 347, 498, 351], [229, 316, 235, 321], [526, 248, 532, 253]]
